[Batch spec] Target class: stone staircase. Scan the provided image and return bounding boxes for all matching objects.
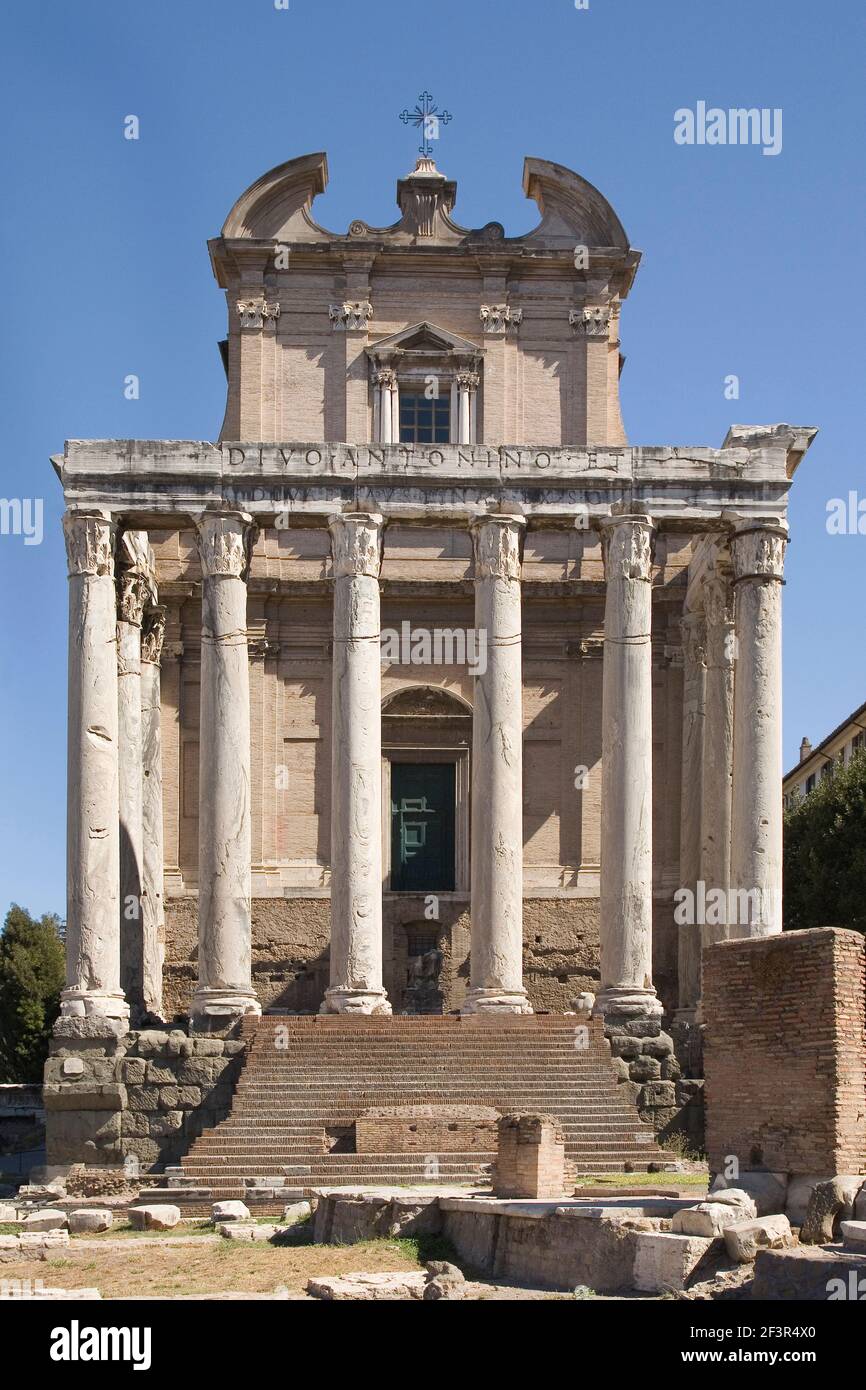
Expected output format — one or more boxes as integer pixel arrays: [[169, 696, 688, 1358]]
[[178, 1014, 678, 1199]]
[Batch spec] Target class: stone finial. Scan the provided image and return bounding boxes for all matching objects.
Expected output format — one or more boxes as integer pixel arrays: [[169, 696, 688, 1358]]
[[328, 513, 384, 580], [194, 512, 257, 580], [62, 512, 116, 578], [799, 737, 812, 763], [470, 515, 526, 581]]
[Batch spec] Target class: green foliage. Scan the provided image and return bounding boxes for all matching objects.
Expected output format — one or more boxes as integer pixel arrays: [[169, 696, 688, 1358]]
[[783, 749, 866, 934], [0, 904, 65, 1082]]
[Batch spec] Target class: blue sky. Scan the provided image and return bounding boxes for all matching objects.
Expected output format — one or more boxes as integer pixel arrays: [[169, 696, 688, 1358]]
[[0, 0, 863, 920]]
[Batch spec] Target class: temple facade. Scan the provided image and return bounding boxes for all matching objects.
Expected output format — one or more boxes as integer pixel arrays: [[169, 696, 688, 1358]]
[[54, 151, 816, 1038]]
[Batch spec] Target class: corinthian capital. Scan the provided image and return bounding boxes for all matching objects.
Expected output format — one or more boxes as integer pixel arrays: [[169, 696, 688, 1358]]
[[730, 523, 787, 583], [470, 515, 526, 581], [116, 529, 155, 625], [141, 606, 167, 665], [329, 513, 384, 579], [600, 514, 654, 582], [570, 305, 612, 337], [237, 297, 281, 329], [194, 512, 257, 580], [62, 511, 116, 578], [330, 300, 373, 331]]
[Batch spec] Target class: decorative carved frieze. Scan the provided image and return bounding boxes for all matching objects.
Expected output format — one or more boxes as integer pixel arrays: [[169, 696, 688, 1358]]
[[329, 301, 373, 331], [194, 512, 257, 580], [470, 515, 526, 581], [237, 298, 281, 330], [480, 304, 522, 335], [141, 606, 167, 665], [600, 515, 654, 582], [730, 524, 787, 583], [62, 512, 116, 578], [329, 512, 384, 580], [570, 306, 612, 337]]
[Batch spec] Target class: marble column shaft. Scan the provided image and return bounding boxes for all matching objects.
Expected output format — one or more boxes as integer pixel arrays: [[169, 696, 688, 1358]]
[[141, 605, 166, 1020], [464, 514, 531, 1015], [676, 611, 706, 1018], [700, 568, 735, 948], [729, 523, 787, 938], [62, 512, 128, 1020], [323, 513, 391, 1014], [116, 530, 152, 1019], [596, 513, 661, 1019], [193, 512, 260, 1021]]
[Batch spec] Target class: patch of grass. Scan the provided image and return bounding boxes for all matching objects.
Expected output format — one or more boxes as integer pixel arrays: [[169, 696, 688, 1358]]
[[371, 1233, 461, 1267], [574, 1170, 706, 1189], [0, 1224, 20, 1235]]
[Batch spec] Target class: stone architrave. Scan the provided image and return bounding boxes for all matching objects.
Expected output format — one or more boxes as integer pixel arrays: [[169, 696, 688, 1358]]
[[61, 511, 128, 1021], [192, 512, 261, 1022], [141, 605, 166, 1020], [595, 512, 662, 1020], [729, 522, 787, 937], [116, 530, 152, 1020], [676, 610, 706, 1021], [322, 513, 391, 1015], [700, 564, 735, 950], [464, 514, 532, 1015]]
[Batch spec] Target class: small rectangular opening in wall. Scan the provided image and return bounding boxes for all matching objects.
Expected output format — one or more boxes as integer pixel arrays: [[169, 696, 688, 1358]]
[[324, 1125, 355, 1154]]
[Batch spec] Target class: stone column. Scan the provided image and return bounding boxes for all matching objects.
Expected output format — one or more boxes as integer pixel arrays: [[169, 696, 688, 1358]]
[[676, 610, 706, 1022], [376, 369, 395, 444], [61, 511, 128, 1021], [141, 605, 167, 1020], [457, 370, 478, 445], [323, 513, 391, 1014], [192, 512, 260, 1023], [700, 566, 735, 949], [116, 531, 152, 1020], [729, 521, 787, 937], [595, 512, 661, 1020], [464, 514, 531, 1015]]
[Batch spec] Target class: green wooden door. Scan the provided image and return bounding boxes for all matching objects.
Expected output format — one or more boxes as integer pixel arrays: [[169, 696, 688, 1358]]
[[390, 762, 456, 892]]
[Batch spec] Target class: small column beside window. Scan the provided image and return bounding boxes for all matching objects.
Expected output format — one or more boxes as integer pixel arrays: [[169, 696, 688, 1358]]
[[456, 370, 479, 445]]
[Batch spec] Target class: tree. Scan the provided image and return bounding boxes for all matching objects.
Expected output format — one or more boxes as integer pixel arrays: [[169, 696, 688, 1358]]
[[783, 749, 866, 935], [0, 904, 65, 1083]]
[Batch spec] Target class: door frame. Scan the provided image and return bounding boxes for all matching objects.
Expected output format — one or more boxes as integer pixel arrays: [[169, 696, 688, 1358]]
[[382, 745, 469, 893]]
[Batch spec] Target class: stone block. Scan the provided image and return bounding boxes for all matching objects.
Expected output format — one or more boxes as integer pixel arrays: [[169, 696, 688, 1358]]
[[43, 1083, 126, 1112], [0, 1205, 17, 1222], [119, 1139, 161, 1165], [710, 1171, 787, 1217], [147, 1062, 179, 1085], [120, 1110, 151, 1138], [213, 1201, 250, 1223], [840, 1220, 866, 1251], [423, 1260, 466, 1301], [705, 1188, 758, 1217], [282, 1201, 312, 1226], [660, 1056, 682, 1081], [165, 1030, 188, 1056], [129, 1204, 181, 1231], [307, 1271, 427, 1300], [217, 1222, 278, 1242], [629, 1056, 661, 1083], [22, 1209, 68, 1232], [753, 1247, 866, 1301], [69, 1209, 114, 1234], [126, 1086, 161, 1113], [642, 1035, 674, 1058], [19, 1230, 70, 1250], [174, 1059, 217, 1087], [121, 1059, 147, 1085], [150, 1110, 184, 1137], [52, 1017, 126, 1042], [191, 1039, 225, 1056], [855, 1183, 866, 1222], [639, 1081, 676, 1108], [671, 1200, 753, 1237], [609, 1036, 641, 1060], [135, 1032, 170, 1057], [786, 1175, 834, 1227], [800, 1175, 864, 1245], [723, 1215, 794, 1263], [632, 1232, 715, 1293]]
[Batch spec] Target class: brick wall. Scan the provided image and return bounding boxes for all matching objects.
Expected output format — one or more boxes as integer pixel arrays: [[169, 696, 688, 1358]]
[[494, 1112, 566, 1199], [703, 928, 866, 1176]]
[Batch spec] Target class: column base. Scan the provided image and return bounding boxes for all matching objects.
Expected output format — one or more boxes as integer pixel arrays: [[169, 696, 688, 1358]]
[[60, 989, 129, 1023], [191, 987, 261, 1026], [592, 987, 663, 1023], [462, 988, 533, 1016], [320, 987, 392, 1016]]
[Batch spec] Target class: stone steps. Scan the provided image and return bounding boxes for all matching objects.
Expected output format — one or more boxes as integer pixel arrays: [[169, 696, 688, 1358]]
[[177, 1015, 678, 1193]]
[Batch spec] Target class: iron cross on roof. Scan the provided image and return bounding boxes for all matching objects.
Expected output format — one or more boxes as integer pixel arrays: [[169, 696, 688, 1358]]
[[399, 91, 453, 160]]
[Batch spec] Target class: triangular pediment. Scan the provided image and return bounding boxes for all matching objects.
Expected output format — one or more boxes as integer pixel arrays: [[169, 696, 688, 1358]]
[[367, 321, 482, 359]]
